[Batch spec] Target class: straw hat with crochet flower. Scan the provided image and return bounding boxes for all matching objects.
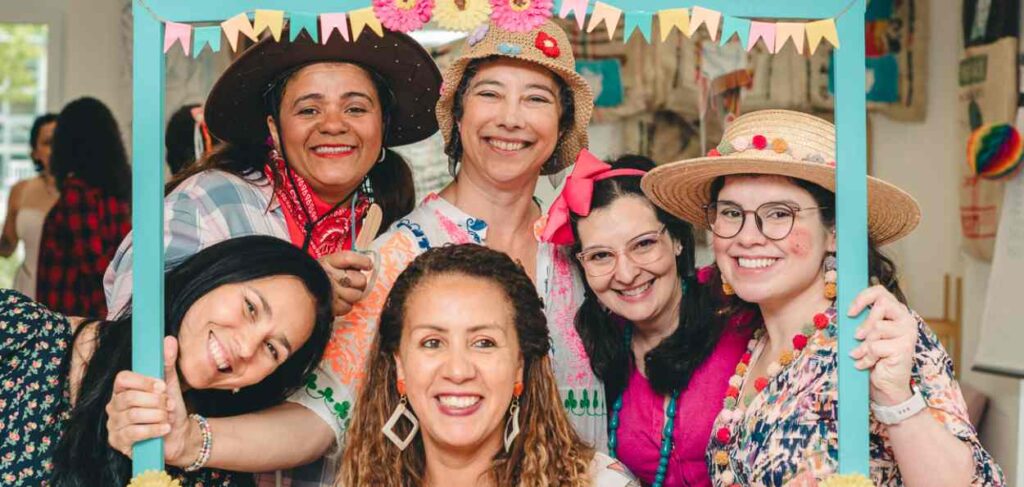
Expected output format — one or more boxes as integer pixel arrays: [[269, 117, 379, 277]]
[[436, 19, 594, 175], [641, 110, 921, 246]]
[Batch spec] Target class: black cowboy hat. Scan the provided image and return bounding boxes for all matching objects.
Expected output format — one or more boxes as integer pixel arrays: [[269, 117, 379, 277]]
[[205, 27, 441, 147]]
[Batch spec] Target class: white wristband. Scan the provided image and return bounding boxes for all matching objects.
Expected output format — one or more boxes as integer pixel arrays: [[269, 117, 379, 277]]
[[871, 389, 926, 425]]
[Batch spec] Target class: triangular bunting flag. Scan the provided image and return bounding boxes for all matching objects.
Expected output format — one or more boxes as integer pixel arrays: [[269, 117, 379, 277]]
[[559, 0, 588, 30], [349, 7, 384, 41], [289, 12, 320, 43], [623, 11, 653, 43], [221, 13, 258, 52], [657, 8, 689, 42], [587, 2, 622, 41], [747, 21, 775, 52], [774, 22, 805, 54], [163, 21, 191, 55], [719, 15, 750, 47], [806, 18, 840, 53], [320, 13, 350, 43], [254, 10, 285, 42], [192, 26, 222, 57], [688, 6, 721, 41]]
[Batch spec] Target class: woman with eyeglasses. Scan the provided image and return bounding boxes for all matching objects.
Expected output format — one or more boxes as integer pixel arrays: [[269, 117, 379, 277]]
[[642, 110, 1003, 485], [541, 152, 752, 487]]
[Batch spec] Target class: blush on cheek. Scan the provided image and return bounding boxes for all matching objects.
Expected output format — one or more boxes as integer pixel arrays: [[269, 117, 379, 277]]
[[785, 227, 815, 257]]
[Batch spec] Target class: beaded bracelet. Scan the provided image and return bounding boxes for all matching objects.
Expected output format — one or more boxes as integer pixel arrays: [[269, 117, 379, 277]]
[[183, 413, 212, 472]]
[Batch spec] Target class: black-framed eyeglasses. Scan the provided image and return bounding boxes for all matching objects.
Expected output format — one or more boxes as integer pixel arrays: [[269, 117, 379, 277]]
[[575, 226, 670, 277], [703, 202, 829, 240]]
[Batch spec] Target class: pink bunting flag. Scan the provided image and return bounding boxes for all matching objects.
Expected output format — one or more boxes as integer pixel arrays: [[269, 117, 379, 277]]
[[163, 21, 192, 55], [559, 0, 588, 30], [747, 21, 776, 52], [320, 13, 350, 42], [221, 13, 258, 52]]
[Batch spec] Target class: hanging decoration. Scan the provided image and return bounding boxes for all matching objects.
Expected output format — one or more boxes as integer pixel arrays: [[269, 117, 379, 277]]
[[374, 0, 435, 33], [490, 0, 554, 33], [434, 0, 491, 31], [159, 3, 843, 58]]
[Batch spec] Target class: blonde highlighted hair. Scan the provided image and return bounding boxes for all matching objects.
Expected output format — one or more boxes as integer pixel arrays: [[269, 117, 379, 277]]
[[337, 244, 595, 486]]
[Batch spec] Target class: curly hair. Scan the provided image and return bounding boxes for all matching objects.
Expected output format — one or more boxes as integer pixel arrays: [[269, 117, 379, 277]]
[[338, 244, 594, 487]]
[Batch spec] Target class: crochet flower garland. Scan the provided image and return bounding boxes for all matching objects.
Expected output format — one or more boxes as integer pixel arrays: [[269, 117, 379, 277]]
[[434, 0, 491, 31], [490, 0, 553, 32], [373, 0, 435, 32]]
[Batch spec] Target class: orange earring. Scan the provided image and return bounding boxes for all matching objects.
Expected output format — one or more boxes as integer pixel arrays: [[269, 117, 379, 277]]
[[513, 381, 523, 397], [397, 379, 407, 396]]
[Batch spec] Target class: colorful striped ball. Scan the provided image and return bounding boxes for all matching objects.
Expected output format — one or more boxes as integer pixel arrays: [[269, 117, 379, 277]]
[[968, 123, 1024, 180]]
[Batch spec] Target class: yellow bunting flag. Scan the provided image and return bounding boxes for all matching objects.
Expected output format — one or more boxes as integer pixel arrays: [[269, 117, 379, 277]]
[[805, 18, 840, 53], [774, 22, 805, 54], [221, 13, 258, 51], [349, 7, 384, 40], [254, 10, 284, 42], [688, 6, 721, 41], [658, 8, 690, 42]]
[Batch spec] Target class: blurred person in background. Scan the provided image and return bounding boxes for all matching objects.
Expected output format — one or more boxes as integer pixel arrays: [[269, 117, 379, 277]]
[[36, 97, 131, 317], [0, 113, 59, 297]]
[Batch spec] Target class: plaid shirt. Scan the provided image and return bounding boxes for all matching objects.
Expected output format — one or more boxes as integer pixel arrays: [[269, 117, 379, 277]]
[[103, 169, 288, 318], [36, 176, 130, 317]]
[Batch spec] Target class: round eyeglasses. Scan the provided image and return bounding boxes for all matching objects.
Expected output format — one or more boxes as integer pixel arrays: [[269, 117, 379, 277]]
[[575, 226, 670, 277], [703, 202, 829, 240]]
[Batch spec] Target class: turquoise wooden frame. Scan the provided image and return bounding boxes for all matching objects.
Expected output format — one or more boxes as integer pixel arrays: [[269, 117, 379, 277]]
[[131, 0, 868, 476]]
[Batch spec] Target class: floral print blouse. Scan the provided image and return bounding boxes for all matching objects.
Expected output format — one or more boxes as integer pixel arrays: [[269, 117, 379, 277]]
[[706, 308, 1004, 486], [0, 290, 245, 486]]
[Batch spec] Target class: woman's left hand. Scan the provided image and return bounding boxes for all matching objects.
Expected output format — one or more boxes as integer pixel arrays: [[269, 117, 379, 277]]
[[848, 285, 919, 405]]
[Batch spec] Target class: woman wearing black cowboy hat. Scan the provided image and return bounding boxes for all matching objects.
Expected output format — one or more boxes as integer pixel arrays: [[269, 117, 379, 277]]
[[103, 27, 441, 485]]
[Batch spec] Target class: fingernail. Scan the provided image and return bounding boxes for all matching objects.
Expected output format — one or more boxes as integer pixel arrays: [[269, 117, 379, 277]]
[[153, 381, 166, 393], [162, 424, 171, 435]]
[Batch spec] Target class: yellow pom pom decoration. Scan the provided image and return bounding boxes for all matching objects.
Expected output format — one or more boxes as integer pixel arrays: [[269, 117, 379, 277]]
[[714, 450, 730, 466], [771, 138, 789, 154], [735, 363, 748, 375], [779, 350, 794, 366], [824, 282, 837, 299], [127, 470, 182, 487], [819, 473, 874, 487]]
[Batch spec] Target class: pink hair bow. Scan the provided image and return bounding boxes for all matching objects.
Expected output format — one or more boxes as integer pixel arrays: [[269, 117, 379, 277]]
[[540, 149, 647, 245]]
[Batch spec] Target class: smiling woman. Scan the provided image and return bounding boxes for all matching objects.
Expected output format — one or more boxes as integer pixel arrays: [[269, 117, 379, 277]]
[[339, 244, 638, 487], [0, 236, 333, 487]]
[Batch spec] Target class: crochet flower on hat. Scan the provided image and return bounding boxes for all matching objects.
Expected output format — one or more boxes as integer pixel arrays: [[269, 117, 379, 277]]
[[534, 31, 560, 57], [467, 23, 489, 46], [490, 0, 553, 32], [434, 0, 491, 31], [497, 42, 523, 55], [374, 0, 435, 32]]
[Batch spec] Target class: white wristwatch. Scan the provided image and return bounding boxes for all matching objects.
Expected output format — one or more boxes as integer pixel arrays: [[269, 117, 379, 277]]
[[870, 388, 926, 425]]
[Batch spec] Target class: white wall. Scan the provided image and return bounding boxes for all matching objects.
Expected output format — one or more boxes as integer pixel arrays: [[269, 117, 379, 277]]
[[870, 2, 1020, 481]]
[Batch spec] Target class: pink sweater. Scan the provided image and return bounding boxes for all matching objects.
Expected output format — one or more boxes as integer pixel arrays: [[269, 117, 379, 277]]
[[614, 322, 751, 486]]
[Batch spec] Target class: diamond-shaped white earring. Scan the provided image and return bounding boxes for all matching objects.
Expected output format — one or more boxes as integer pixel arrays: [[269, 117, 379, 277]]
[[382, 396, 419, 451], [503, 396, 521, 452]]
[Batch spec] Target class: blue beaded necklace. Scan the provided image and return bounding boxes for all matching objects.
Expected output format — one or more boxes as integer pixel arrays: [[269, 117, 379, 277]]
[[608, 324, 680, 487]]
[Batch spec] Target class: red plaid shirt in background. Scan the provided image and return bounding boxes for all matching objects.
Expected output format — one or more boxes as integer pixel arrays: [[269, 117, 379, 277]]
[[36, 176, 130, 317]]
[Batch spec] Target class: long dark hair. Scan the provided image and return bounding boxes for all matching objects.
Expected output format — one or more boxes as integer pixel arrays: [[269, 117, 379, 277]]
[[50, 97, 131, 199], [165, 103, 202, 175], [169, 62, 415, 235], [570, 155, 722, 402], [29, 113, 57, 172], [340, 244, 594, 486], [709, 175, 907, 304], [50, 236, 334, 487]]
